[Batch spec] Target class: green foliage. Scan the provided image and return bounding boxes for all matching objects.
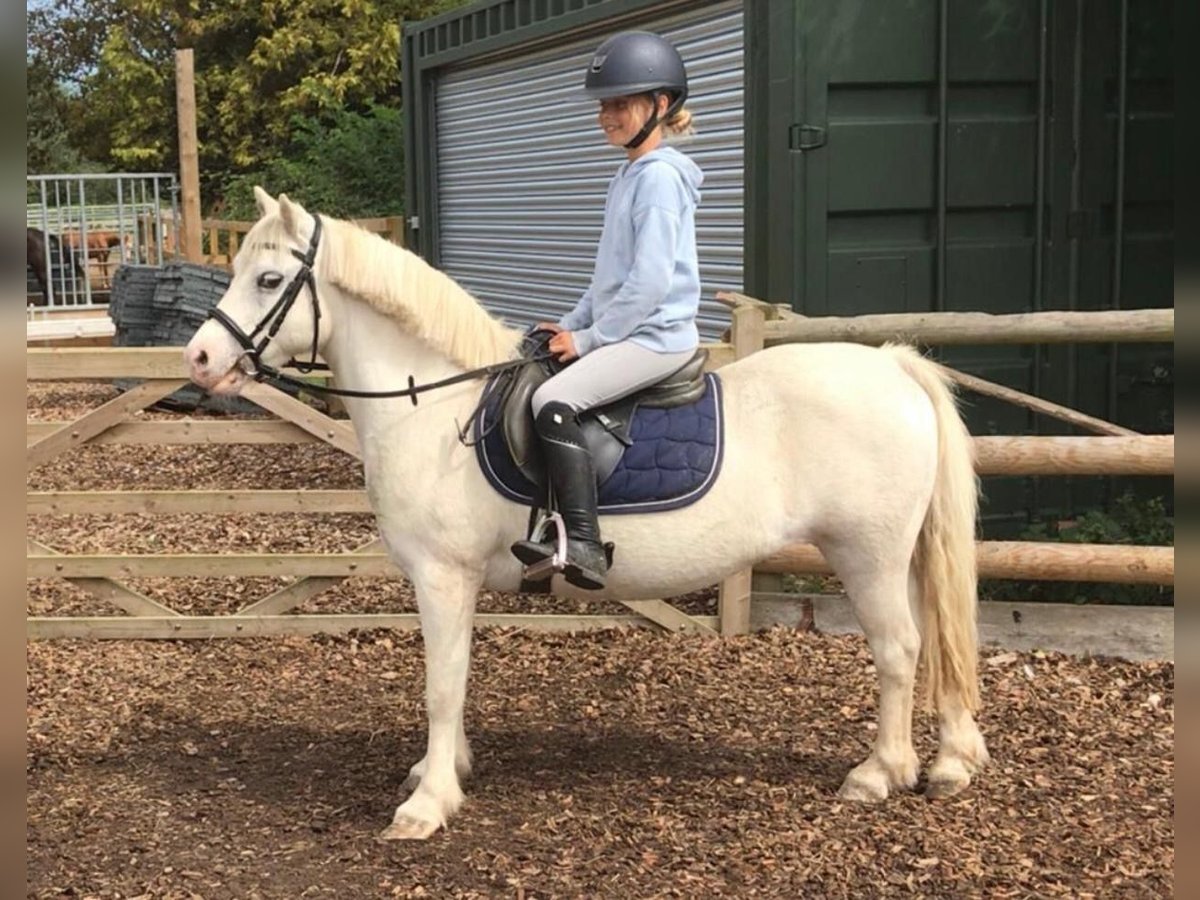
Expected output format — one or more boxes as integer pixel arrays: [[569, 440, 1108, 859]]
[[26, 57, 89, 174], [26, 0, 471, 201], [219, 104, 404, 218], [982, 491, 1174, 606]]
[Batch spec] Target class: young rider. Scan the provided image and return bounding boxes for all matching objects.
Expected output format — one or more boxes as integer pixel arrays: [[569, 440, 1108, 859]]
[[511, 31, 704, 590]]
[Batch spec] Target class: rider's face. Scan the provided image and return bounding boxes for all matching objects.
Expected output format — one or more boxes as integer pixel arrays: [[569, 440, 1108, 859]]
[[597, 95, 656, 147]]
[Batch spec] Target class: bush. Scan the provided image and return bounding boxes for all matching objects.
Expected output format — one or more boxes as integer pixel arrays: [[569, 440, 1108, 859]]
[[215, 103, 404, 219], [981, 491, 1173, 606]]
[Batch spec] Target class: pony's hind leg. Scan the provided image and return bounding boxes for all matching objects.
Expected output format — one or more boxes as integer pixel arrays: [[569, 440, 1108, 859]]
[[926, 689, 989, 798], [821, 540, 921, 802], [380, 560, 480, 841]]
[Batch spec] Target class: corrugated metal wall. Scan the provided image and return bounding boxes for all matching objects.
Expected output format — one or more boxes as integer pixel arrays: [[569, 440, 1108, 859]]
[[434, 1, 743, 337], [405, 0, 1173, 533]]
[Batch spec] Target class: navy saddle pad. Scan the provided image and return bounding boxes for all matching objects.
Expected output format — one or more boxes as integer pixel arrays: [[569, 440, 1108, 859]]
[[476, 373, 725, 514]]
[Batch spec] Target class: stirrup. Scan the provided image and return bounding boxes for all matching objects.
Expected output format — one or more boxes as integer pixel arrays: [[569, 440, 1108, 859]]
[[518, 511, 569, 582]]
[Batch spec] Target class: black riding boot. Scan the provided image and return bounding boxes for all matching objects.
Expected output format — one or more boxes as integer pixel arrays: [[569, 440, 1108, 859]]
[[511, 402, 609, 590]]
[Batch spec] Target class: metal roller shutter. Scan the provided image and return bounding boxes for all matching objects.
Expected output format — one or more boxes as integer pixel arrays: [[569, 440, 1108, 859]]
[[435, 1, 743, 339]]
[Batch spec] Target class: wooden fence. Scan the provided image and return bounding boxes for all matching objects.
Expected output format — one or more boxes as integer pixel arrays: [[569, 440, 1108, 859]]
[[139, 216, 406, 269], [27, 300, 1173, 640]]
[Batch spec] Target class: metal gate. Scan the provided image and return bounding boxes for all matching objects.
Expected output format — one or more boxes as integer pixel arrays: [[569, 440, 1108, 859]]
[[432, 1, 744, 338], [26, 173, 180, 310]]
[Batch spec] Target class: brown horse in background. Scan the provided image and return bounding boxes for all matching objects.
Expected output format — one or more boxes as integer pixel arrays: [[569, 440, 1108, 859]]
[[62, 228, 126, 288], [26, 227, 87, 306]]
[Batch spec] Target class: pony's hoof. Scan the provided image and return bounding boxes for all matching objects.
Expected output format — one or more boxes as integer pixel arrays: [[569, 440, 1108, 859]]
[[837, 776, 888, 803], [924, 752, 979, 799], [924, 775, 971, 800], [378, 815, 440, 841]]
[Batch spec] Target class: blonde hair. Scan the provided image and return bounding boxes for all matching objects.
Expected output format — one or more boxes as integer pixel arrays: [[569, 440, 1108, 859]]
[[664, 104, 695, 137]]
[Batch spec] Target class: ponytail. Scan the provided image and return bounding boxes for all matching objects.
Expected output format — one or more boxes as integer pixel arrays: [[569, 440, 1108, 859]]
[[664, 104, 695, 138]]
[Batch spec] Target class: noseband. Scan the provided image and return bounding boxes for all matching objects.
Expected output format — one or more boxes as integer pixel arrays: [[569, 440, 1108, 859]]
[[206, 214, 324, 381]]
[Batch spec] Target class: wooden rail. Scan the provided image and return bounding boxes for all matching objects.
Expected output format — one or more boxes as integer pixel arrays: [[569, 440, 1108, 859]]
[[742, 306, 1175, 347], [199, 216, 404, 267], [27, 318, 1174, 640], [25, 433, 1175, 478], [28, 541, 1175, 585]]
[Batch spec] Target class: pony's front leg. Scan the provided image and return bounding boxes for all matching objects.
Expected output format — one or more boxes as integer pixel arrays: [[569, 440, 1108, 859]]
[[402, 711, 472, 791], [380, 561, 480, 841]]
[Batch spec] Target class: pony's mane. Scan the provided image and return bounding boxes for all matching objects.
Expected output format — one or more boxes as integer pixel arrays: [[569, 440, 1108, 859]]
[[244, 213, 522, 370]]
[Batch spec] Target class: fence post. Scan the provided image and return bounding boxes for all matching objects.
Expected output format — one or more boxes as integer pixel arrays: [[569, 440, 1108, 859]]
[[174, 49, 203, 263], [387, 216, 405, 247], [718, 304, 769, 635]]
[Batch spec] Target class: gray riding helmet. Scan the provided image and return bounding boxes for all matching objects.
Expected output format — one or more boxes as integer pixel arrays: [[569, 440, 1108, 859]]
[[584, 31, 689, 149]]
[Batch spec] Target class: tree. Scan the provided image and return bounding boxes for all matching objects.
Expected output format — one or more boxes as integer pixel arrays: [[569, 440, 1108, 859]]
[[26, 56, 86, 174], [220, 103, 405, 218], [27, 0, 468, 201]]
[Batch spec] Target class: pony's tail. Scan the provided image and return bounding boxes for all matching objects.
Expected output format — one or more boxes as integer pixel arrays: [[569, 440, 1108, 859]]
[[886, 344, 981, 713]]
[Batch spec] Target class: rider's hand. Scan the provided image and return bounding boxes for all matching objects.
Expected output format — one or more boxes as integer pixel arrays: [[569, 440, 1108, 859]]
[[549, 330, 579, 362]]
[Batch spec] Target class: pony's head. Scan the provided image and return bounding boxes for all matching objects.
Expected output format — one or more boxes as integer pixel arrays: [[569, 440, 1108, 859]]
[[185, 187, 331, 395]]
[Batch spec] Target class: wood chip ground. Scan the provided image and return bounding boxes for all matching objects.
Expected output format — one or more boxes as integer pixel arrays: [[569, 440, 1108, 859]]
[[28, 383, 1174, 898]]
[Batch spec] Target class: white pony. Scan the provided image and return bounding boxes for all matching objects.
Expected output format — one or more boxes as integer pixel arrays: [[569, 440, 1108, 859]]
[[185, 189, 988, 840]]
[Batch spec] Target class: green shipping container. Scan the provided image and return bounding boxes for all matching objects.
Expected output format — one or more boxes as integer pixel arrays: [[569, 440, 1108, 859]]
[[403, 0, 1174, 534]]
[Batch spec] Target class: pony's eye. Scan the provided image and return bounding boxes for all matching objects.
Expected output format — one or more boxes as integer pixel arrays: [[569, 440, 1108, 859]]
[[257, 272, 284, 290]]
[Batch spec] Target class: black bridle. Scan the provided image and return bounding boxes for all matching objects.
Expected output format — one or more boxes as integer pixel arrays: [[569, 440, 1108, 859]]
[[205, 213, 547, 407], [206, 213, 325, 383]]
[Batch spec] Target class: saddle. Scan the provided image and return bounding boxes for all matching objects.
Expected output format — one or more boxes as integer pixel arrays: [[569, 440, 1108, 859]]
[[498, 329, 710, 491]]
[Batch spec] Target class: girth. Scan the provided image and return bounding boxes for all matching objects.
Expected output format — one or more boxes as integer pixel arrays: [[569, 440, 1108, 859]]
[[497, 331, 709, 491]]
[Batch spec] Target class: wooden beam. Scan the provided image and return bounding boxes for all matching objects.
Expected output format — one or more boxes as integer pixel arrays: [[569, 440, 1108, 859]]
[[26, 429, 1172, 477], [618, 599, 718, 635], [28, 489, 373, 516], [945, 369, 1138, 437], [714, 291, 789, 319], [718, 567, 753, 636], [973, 435, 1173, 476], [758, 541, 1174, 585], [26, 613, 721, 640], [761, 308, 1173, 346], [27, 380, 189, 471], [717, 305, 768, 635], [234, 538, 386, 616], [28, 347, 189, 380], [730, 305, 767, 360], [43, 542, 1172, 599], [28, 552, 400, 579], [240, 381, 361, 459], [28, 420, 324, 446], [27, 539, 181, 618], [27, 347, 329, 381], [701, 342, 736, 371], [175, 49, 203, 263]]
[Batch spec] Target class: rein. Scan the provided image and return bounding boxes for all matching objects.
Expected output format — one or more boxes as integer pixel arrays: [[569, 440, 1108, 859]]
[[205, 213, 552, 408]]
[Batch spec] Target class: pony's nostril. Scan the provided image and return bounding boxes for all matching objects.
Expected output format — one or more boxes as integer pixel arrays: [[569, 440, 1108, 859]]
[[195, 349, 208, 367]]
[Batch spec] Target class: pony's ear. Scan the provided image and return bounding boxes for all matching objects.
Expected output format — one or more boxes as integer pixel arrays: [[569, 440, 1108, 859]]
[[278, 193, 312, 240], [253, 185, 278, 217]]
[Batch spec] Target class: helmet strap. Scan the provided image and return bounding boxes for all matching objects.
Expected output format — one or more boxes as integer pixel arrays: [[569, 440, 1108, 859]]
[[623, 89, 688, 150], [623, 91, 665, 150]]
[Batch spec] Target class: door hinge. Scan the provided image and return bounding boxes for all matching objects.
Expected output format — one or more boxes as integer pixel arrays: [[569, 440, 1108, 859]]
[[789, 124, 827, 152]]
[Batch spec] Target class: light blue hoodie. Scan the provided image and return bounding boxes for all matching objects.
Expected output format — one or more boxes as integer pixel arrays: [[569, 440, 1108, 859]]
[[558, 146, 704, 356]]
